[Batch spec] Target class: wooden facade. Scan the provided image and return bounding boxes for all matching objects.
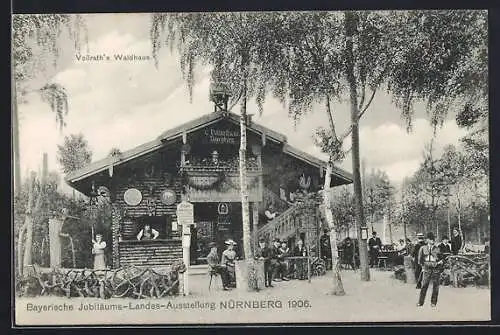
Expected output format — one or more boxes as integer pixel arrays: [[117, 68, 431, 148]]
[[66, 111, 352, 268]]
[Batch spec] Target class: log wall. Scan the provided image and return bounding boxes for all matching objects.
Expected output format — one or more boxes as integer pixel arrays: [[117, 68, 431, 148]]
[[118, 240, 183, 267], [111, 174, 184, 268], [115, 176, 183, 233]]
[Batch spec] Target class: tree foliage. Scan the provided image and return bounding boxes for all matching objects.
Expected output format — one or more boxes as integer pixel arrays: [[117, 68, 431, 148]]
[[364, 169, 396, 223], [331, 186, 355, 231], [151, 12, 277, 111], [57, 133, 93, 174], [401, 141, 489, 241], [12, 14, 87, 192]]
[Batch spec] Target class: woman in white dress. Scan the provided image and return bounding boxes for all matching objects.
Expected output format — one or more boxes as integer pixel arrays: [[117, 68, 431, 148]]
[[92, 234, 107, 270]]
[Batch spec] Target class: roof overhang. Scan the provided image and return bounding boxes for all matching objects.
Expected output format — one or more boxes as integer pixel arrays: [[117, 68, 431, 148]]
[[157, 111, 286, 144], [65, 111, 352, 193]]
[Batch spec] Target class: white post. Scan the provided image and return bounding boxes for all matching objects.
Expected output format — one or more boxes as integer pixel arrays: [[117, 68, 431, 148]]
[[182, 224, 191, 295], [48, 216, 63, 268]]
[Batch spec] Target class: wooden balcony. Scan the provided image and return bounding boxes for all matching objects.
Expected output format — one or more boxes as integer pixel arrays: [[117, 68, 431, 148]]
[[180, 156, 261, 173], [180, 158, 263, 203]]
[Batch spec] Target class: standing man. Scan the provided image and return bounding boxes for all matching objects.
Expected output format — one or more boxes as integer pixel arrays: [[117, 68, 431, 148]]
[[368, 231, 382, 268], [255, 238, 273, 287], [320, 229, 332, 270], [413, 233, 427, 289], [451, 228, 463, 255], [206, 242, 231, 290], [438, 236, 452, 255], [417, 232, 444, 307]]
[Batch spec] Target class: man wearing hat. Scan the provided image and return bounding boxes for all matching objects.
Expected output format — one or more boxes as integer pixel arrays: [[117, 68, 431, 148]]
[[255, 238, 274, 287], [368, 231, 382, 268], [207, 242, 231, 290], [271, 238, 283, 282], [274, 239, 290, 281], [417, 232, 445, 307], [412, 233, 427, 289], [320, 229, 332, 270]]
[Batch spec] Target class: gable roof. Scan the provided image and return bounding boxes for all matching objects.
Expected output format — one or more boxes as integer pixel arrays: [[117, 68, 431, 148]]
[[65, 111, 353, 191]]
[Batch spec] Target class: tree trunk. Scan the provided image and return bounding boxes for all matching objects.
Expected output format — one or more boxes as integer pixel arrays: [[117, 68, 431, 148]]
[[239, 81, 252, 260], [24, 176, 42, 268], [22, 174, 37, 270], [436, 220, 439, 241], [402, 209, 407, 241], [447, 198, 451, 239], [17, 223, 27, 278], [324, 163, 345, 295], [13, 83, 21, 195], [345, 11, 370, 281], [456, 195, 464, 251]]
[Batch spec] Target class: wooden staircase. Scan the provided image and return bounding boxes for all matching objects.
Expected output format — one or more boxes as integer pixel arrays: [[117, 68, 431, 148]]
[[256, 190, 321, 250]]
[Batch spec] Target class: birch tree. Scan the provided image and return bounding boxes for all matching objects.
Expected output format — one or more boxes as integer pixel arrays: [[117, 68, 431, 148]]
[[151, 12, 278, 264], [12, 14, 86, 194]]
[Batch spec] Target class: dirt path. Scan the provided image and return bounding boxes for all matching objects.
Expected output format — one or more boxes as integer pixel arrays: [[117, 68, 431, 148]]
[[15, 269, 490, 325]]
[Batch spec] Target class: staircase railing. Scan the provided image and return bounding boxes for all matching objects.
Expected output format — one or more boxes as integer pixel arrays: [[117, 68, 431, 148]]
[[262, 187, 291, 214], [257, 202, 303, 243], [255, 192, 322, 249]]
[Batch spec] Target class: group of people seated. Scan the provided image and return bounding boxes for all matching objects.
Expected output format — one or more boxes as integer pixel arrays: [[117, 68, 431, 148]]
[[206, 239, 238, 290], [206, 237, 311, 290], [255, 237, 310, 287]]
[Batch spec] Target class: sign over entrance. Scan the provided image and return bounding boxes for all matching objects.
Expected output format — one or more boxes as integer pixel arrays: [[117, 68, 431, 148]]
[[176, 201, 194, 226], [204, 128, 239, 145]]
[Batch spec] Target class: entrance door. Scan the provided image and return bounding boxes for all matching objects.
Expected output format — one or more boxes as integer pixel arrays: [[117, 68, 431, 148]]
[[215, 202, 243, 258], [192, 202, 244, 262]]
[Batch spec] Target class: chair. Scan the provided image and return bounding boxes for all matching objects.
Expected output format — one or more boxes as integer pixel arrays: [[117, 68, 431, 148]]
[[377, 256, 389, 270]]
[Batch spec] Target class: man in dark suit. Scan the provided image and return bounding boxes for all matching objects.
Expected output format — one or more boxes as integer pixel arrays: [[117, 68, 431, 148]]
[[438, 236, 452, 255], [417, 232, 445, 308], [255, 238, 274, 287], [451, 228, 463, 255], [413, 233, 427, 289], [320, 229, 332, 270], [270, 238, 284, 282], [368, 231, 382, 267]]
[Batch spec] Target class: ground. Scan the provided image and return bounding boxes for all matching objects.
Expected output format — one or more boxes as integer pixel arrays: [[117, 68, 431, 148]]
[[15, 268, 490, 325]]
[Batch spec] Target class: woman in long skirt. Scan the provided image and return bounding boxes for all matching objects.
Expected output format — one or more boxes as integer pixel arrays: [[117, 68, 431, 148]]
[[92, 234, 107, 270]]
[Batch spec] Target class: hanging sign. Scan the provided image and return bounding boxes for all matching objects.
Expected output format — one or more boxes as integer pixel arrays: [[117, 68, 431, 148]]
[[203, 128, 239, 145], [161, 189, 177, 205], [182, 224, 191, 236], [218, 202, 229, 215], [124, 188, 142, 206], [182, 235, 191, 248], [176, 201, 194, 226]]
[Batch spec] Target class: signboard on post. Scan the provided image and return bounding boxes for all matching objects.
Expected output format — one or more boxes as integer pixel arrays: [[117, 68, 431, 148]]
[[177, 200, 193, 296], [177, 201, 194, 226]]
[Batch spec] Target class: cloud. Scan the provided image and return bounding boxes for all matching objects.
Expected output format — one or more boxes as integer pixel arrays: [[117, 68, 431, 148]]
[[339, 118, 468, 183]]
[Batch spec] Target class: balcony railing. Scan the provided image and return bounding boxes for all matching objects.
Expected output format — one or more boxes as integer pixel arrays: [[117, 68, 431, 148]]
[[180, 156, 261, 173]]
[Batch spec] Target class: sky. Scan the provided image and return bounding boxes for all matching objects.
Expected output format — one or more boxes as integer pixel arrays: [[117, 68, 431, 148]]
[[16, 13, 470, 193]]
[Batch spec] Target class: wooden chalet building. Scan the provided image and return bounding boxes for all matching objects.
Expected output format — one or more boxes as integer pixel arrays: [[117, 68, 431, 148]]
[[65, 110, 352, 268]]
